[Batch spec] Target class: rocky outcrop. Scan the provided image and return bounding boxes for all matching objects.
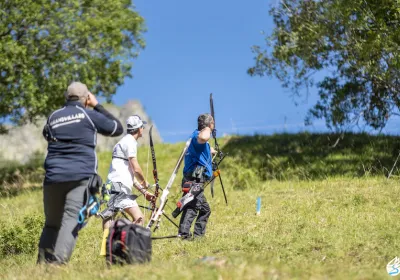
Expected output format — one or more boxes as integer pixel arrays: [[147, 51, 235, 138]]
[[0, 100, 162, 164], [97, 100, 162, 151]]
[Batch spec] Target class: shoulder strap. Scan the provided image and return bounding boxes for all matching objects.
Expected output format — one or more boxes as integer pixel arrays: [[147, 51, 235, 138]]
[[112, 156, 128, 161]]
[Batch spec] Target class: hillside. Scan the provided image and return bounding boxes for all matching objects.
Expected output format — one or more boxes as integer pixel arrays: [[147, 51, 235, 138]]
[[3, 132, 400, 196], [1, 133, 400, 279]]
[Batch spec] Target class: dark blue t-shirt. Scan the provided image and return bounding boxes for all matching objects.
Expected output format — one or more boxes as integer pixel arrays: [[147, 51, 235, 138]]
[[183, 130, 212, 179]]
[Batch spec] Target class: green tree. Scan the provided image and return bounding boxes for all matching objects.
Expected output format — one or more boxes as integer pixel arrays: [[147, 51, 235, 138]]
[[0, 0, 145, 127], [248, 0, 400, 130]]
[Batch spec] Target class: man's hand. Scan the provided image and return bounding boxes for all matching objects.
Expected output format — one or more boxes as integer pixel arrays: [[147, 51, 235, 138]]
[[87, 92, 99, 108], [142, 181, 151, 190], [144, 191, 155, 202], [210, 147, 217, 155], [145, 182, 157, 190]]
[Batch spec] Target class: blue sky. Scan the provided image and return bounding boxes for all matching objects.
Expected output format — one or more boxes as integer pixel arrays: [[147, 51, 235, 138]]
[[111, 0, 398, 143]]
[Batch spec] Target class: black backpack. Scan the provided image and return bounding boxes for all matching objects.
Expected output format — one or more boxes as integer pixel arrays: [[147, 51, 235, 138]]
[[106, 218, 152, 265]]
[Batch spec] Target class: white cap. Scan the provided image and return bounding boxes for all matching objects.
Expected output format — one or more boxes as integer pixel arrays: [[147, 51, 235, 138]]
[[126, 115, 147, 130]]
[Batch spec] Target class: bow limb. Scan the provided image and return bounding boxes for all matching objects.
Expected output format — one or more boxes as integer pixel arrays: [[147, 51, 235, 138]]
[[148, 126, 160, 219], [210, 93, 216, 133], [209, 93, 228, 205], [210, 93, 223, 159]]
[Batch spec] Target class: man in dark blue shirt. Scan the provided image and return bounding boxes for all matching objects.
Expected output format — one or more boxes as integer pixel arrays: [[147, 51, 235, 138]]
[[38, 82, 123, 264], [178, 113, 216, 239]]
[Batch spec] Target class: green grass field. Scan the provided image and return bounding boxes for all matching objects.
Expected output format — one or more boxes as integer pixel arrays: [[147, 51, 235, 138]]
[[1, 133, 400, 279]]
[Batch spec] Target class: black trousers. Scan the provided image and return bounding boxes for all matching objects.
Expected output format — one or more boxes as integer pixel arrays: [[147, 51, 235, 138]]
[[37, 179, 88, 264], [178, 191, 211, 237]]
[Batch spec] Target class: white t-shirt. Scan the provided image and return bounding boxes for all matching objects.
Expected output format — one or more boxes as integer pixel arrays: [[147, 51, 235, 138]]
[[107, 134, 138, 191]]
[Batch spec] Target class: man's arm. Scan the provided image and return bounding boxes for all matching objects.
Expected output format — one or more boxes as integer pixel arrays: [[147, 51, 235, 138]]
[[129, 157, 148, 188], [86, 92, 123, 137], [197, 127, 212, 144], [128, 157, 155, 201], [91, 104, 124, 137]]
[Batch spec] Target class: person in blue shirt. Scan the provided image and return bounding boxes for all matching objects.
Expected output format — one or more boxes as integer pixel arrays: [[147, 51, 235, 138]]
[[178, 113, 216, 239], [37, 82, 123, 264]]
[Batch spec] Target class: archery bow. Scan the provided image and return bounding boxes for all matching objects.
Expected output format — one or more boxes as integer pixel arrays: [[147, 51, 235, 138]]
[[148, 125, 160, 217], [210, 93, 228, 205], [146, 136, 191, 230]]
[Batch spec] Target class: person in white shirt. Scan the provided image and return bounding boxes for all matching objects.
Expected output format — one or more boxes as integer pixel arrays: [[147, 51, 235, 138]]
[[103, 115, 155, 228]]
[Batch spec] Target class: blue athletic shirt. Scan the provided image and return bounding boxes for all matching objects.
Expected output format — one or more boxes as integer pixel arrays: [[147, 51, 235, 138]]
[[183, 130, 213, 179]]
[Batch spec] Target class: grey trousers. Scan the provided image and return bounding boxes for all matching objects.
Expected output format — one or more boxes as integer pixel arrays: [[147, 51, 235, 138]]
[[178, 192, 211, 237], [37, 179, 88, 264]]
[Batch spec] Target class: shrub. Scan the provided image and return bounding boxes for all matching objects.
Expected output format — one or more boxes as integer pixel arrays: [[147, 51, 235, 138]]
[[0, 151, 44, 196], [0, 214, 44, 257]]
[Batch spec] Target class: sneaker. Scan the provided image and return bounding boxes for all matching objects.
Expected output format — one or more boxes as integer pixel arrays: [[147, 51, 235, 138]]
[[178, 233, 193, 240]]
